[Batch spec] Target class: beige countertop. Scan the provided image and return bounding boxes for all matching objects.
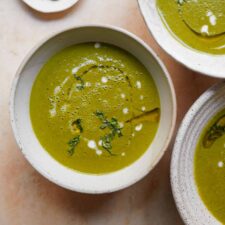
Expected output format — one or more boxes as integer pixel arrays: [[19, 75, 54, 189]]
[[0, 0, 219, 224]]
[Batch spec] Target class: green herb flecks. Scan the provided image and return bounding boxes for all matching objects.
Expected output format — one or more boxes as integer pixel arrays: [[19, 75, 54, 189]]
[[72, 118, 83, 133], [95, 111, 123, 155], [203, 115, 225, 148], [67, 135, 80, 156], [74, 74, 85, 91]]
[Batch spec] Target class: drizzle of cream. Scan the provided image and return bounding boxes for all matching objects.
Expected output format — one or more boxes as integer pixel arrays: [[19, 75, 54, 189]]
[[72, 60, 96, 74], [49, 103, 57, 117], [54, 86, 61, 95], [50, 76, 70, 117], [207, 11, 217, 26], [84, 138, 103, 156]]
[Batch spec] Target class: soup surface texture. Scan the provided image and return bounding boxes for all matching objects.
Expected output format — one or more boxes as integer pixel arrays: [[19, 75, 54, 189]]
[[195, 109, 225, 223], [30, 43, 160, 174], [157, 0, 225, 54]]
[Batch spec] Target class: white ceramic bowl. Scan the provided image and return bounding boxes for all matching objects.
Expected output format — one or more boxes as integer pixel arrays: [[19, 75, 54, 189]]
[[10, 25, 176, 194], [171, 81, 225, 225], [22, 0, 79, 13], [138, 0, 225, 78]]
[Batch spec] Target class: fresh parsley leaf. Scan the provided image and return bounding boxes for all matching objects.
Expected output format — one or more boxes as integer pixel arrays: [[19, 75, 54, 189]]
[[95, 110, 106, 121], [95, 111, 123, 155], [67, 135, 80, 156]]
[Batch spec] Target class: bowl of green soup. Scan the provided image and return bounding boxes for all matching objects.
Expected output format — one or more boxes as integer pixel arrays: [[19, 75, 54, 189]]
[[10, 25, 176, 193], [171, 81, 225, 224], [138, 0, 225, 78]]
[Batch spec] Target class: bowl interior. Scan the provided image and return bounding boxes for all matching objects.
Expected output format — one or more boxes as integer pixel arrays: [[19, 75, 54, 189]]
[[171, 81, 225, 225], [11, 26, 176, 193], [138, 0, 225, 78]]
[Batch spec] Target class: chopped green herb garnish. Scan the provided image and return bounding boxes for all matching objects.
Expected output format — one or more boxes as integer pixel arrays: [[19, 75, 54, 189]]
[[95, 110, 106, 121], [74, 74, 85, 90], [101, 134, 113, 154], [203, 115, 225, 148], [67, 135, 80, 156], [72, 118, 83, 133], [95, 111, 123, 155]]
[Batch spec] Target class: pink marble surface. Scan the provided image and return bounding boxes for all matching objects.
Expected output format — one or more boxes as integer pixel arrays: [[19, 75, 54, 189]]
[[0, 0, 219, 224]]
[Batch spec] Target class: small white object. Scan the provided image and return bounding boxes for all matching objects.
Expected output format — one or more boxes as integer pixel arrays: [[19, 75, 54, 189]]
[[123, 108, 129, 114], [96, 150, 102, 156], [121, 93, 126, 99], [206, 11, 213, 17], [140, 95, 144, 100], [141, 106, 146, 111], [218, 161, 224, 168], [85, 82, 91, 87], [201, 25, 209, 34], [22, 0, 79, 14], [101, 77, 108, 83], [98, 140, 103, 146], [135, 124, 143, 131], [119, 122, 124, 128], [121, 152, 126, 156], [136, 81, 142, 89], [209, 15, 217, 26], [88, 140, 96, 149]]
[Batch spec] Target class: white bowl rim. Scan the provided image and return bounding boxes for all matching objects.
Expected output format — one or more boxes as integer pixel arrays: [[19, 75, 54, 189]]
[[138, 0, 225, 78], [10, 24, 177, 193], [22, 0, 79, 13], [170, 81, 225, 224]]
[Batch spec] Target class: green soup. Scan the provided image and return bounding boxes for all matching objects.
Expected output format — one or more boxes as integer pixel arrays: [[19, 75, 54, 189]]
[[157, 0, 225, 54], [30, 43, 160, 174], [195, 109, 225, 223]]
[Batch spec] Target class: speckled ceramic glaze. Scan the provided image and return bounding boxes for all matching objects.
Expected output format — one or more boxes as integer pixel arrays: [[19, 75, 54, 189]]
[[22, 0, 79, 13], [171, 81, 225, 225], [10, 25, 176, 194], [138, 0, 225, 78]]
